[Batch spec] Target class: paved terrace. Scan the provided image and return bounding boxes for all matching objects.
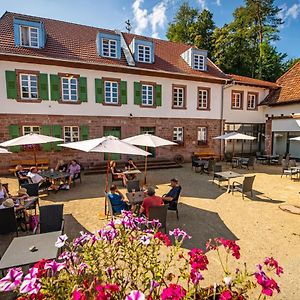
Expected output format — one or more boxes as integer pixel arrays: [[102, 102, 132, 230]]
[[1, 163, 300, 299]]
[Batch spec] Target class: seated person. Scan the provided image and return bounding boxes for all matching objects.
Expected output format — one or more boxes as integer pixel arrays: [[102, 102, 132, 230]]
[[162, 178, 182, 209], [125, 158, 138, 180], [140, 186, 164, 218], [11, 187, 29, 201], [107, 185, 129, 214], [27, 167, 53, 190], [67, 160, 81, 185], [55, 159, 69, 172], [110, 161, 128, 186], [0, 181, 9, 201], [15, 165, 30, 185], [0, 198, 24, 212]]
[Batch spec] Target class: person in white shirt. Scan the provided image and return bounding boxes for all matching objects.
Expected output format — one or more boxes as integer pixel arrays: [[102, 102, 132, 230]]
[[27, 167, 44, 184]]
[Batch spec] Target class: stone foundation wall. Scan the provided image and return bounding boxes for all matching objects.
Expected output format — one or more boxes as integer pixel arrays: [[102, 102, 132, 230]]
[[0, 114, 222, 174]]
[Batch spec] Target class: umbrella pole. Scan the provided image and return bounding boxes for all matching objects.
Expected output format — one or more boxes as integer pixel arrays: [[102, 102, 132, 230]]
[[232, 140, 235, 158], [104, 153, 111, 216], [33, 145, 37, 166], [144, 146, 148, 186]]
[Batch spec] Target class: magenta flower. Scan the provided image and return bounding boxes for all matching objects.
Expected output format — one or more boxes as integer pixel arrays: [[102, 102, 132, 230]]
[[121, 216, 137, 230], [134, 216, 147, 225], [140, 235, 151, 245], [44, 260, 66, 276], [126, 290, 145, 300], [150, 280, 159, 293], [220, 290, 232, 300], [55, 234, 68, 248], [19, 268, 41, 295], [190, 269, 203, 285], [98, 228, 118, 242], [149, 219, 162, 229], [169, 228, 191, 241], [264, 257, 283, 276], [255, 267, 280, 296], [161, 284, 186, 300], [217, 238, 240, 259], [0, 267, 23, 292], [77, 263, 89, 275], [188, 248, 209, 271], [73, 231, 93, 247]]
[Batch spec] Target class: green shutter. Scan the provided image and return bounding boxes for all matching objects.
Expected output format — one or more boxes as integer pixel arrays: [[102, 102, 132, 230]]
[[5, 71, 17, 99], [134, 82, 141, 105], [41, 125, 51, 151], [39, 73, 49, 100], [8, 125, 20, 153], [80, 125, 89, 140], [120, 81, 127, 105], [95, 78, 103, 103], [50, 74, 60, 101], [78, 77, 88, 102], [155, 84, 162, 106], [52, 125, 62, 151]]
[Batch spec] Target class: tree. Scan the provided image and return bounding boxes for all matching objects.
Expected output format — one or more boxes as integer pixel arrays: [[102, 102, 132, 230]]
[[166, 2, 197, 45]]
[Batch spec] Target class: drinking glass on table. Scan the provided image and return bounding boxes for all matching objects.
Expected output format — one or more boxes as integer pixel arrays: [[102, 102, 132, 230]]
[[132, 189, 135, 197]]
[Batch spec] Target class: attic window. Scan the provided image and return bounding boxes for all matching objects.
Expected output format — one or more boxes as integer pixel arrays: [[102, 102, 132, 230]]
[[193, 54, 205, 71], [138, 44, 151, 63], [20, 25, 39, 48]]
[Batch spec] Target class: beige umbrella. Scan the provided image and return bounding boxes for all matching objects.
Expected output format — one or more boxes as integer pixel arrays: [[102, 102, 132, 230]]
[[0, 148, 12, 154]]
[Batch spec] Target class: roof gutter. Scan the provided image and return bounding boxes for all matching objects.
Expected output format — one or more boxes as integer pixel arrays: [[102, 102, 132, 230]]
[[0, 52, 228, 84]]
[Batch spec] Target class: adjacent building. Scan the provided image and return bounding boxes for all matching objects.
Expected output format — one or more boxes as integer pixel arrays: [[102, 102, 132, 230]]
[[0, 12, 279, 173]]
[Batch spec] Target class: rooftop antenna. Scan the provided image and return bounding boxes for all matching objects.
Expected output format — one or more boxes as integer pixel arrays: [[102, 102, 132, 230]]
[[125, 19, 132, 33]]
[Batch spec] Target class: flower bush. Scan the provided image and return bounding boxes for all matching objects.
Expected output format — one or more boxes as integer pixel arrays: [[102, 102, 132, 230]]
[[0, 211, 283, 299]]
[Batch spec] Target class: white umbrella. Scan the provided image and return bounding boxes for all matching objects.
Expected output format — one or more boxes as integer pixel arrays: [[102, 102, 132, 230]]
[[123, 133, 177, 184], [213, 132, 256, 157], [0, 133, 63, 165], [0, 148, 11, 154], [289, 136, 300, 141]]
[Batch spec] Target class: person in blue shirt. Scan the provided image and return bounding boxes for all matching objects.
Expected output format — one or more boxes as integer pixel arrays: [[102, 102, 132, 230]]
[[107, 185, 129, 214], [162, 178, 182, 209]]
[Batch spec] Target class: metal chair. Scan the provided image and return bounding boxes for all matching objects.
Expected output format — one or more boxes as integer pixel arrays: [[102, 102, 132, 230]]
[[0, 207, 18, 236], [281, 159, 297, 179], [232, 175, 256, 200], [164, 186, 181, 220], [241, 156, 255, 170], [213, 165, 227, 187], [191, 155, 201, 172], [127, 180, 141, 192], [38, 204, 64, 234], [270, 154, 283, 165], [21, 183, 39, 197], [203, 159, 215, 174], [148, 205, 168, 233]]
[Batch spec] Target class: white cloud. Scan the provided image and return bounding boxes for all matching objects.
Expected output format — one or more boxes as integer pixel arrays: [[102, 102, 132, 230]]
[[198, 0, 221, 10], [149, 2, 167, 38], [132, 0, 149, 35], [132, 0, 167, 38], [278, 2, 300, 27], [215, 0, 221, 6], [198, 0, 207, 10]]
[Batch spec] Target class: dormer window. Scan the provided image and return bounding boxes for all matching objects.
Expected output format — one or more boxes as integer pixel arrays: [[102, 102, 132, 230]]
[[193, 54, 205, 71], [13, 18, 46, 49], [102, 38, 117, 58], [138, 44, 151, 63]]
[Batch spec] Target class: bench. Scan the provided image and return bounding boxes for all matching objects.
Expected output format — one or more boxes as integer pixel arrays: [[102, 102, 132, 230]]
[[193, 151, 218, 160], [9, 158, 50, 174]]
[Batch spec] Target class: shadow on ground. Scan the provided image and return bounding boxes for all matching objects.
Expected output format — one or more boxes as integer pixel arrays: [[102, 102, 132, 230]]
[[166, 204, 238, 250]]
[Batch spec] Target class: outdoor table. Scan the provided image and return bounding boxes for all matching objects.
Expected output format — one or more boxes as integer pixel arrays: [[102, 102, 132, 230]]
[[126, 191, 144, 204], [214, 171, 244, 192], [194, 160, 208, 173], [40, 170, 70, 180], [123, 169, 141, 175], [0, 231, 61, 270], [259, 155, 279, 164]]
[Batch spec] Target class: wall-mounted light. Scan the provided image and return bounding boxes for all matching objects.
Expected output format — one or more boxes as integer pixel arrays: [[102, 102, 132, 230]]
[[129, 113, 133, 119]]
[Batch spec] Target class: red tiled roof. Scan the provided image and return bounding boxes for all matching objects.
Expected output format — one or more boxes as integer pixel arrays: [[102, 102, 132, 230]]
[[0, 11, 229, 81], [229, 74, 279, 89], [261, 61, 300, 106]]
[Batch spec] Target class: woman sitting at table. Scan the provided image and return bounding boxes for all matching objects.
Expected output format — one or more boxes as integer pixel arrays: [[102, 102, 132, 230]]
[[0, 181, 9, 201], [11, 187, 29, 201], [125, 158, 138, 180], [67, 160, 81, 186], [110, 161, 128, 186], [55, 159, 69, 172]]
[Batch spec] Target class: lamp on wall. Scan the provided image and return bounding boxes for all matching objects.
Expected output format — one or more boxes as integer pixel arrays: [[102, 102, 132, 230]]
[[129, 113, 133, 119]]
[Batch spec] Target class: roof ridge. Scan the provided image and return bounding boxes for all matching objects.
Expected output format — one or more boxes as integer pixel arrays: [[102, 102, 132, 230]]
[[276, 60, 300, 83]]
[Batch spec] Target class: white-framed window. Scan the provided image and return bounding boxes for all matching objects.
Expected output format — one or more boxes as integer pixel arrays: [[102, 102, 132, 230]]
[[20, 26, 39, 48], [22, 126, 40, 135], [193, 54, 205, 70], [64, 126, 79, 143], [173, 87, 185, 108], [247, 93, 257, 110], [138, 44, 151, 63], [197, 127, 207, 144], [173, 127, 184, 143], [102, 38, 117, 58], [232, 92, 243, 109], [198, 89, 209, 109], [62, 77, 78, 101], [141, 84, 154, 106], [20, 74, 38, 99], [104, 81, 119, 104]]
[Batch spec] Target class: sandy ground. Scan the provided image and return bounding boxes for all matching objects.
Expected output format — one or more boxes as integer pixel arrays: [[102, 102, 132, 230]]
[[1, 163, 300, 299]]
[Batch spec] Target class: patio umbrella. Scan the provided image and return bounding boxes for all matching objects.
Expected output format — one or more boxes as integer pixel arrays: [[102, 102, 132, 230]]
[[0, 133, 63, 165], [213, 132, 256, 157], [59, 135, 151, 191], [0, 147, 12, 154], [122, 133, 177, 184], [290, 136, 300, 141]]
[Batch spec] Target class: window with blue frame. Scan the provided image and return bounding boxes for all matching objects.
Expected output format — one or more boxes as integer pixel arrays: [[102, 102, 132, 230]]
[[14, 19, 46, 49], [104, 81, 119, 104], [97, 33, 121, 59], [138, 44, 151, 63]]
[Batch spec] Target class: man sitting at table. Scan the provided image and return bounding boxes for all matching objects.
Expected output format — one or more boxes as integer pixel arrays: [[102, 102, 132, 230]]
[[125, 158, 138, 180], [140, 186, 164, 218], [162, 178, 182, 210], [107, 185, 130, 214], [27, 167, 52, 190]]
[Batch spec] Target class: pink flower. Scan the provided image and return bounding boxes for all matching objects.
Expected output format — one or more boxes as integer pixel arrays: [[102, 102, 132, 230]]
[[255, 268, 280, 296], [190, 269, 203, 285], [44, 260, 66, 276], [169, 228, 191, 241], [126, 290, 145, 300], [95, 283, 120, 299], [19, 268, 41, 295], [77, 263, 89, 275], [55, 234, 68, 248], [98, 229, 118, 242], [161, 284, 186, 300], [73, 289, 86, 300], [188, 248, 209, 271], [264, 257, 283, 276], [220, 290, 232, 300], [140, 235, 151, 245], [0, 267, 23, 292], [154, 232, 171, 247], [217, 238, 240, 259]]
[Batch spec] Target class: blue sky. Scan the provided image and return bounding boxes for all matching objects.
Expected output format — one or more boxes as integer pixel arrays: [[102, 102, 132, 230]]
[[0, 0, 299, 59]]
